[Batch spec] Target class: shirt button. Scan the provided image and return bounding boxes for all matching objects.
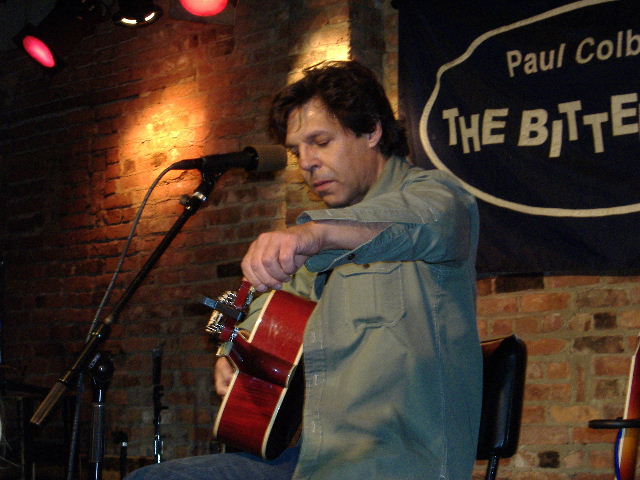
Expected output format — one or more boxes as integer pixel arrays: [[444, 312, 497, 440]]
[[362, 263, 370, 269]]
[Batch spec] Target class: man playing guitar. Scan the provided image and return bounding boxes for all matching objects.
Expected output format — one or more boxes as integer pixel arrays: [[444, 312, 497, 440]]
[[127, 60, 482, 480]]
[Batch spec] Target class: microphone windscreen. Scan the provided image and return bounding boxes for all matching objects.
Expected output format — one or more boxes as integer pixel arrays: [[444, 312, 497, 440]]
[[249, 145, 288, 172]]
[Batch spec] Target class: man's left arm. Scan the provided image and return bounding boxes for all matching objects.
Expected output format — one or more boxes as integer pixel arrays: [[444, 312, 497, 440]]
[[301, 173, 478, 270], [241, 171, 478, 291], [241, 221, 389, 292]]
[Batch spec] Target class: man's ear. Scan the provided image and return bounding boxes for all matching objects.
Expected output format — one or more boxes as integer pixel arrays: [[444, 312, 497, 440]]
[[367, 121, 383, 148]]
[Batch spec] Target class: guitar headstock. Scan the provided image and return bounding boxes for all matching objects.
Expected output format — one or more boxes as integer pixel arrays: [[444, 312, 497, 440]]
[[203, 282, 256, 344]]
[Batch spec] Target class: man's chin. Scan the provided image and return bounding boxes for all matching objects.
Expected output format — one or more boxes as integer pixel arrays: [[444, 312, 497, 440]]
[[322, 197, 350, 208], [315, 189, 356, 208]]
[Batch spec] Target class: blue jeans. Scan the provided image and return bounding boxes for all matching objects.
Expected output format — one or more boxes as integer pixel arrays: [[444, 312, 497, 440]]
[[124, 445, 300, 480]]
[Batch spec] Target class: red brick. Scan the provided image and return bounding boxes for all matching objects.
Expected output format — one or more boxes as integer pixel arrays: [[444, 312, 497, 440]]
[[476, 278, 494, 296], [547, 362, 571, 379], [576, 288, 630, 308], [527, 338, 568, 356], [525, 383, 572, 402], [572, 426, 618, 444], [521, 292, 571, 312], [477, 296, 519, 315], [573, 336, 624, 354], [522, 405, 546, 424], [545, 276, 601, 288], [594, 356, 630, 375], [519, 425, 570, 445], [549, 405, 600, 423]]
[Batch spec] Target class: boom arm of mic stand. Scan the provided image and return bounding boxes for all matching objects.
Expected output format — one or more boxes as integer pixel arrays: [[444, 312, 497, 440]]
[[31, 175, 218, 426]]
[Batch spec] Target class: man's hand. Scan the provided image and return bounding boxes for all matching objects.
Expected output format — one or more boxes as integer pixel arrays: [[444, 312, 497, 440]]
[[241, 223, 322, 292], [214, 356, 234, 397]]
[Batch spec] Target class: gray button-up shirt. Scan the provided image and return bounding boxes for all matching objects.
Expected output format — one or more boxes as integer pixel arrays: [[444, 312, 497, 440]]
[[245, 156, 482, 479]]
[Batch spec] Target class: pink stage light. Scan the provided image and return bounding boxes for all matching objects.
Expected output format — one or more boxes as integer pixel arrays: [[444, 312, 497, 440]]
[[22, 35, 56, 68], [179, 0, 229, 17]]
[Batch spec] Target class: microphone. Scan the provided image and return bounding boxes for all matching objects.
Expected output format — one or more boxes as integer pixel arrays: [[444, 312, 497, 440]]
[[170, 145, 287, 175]]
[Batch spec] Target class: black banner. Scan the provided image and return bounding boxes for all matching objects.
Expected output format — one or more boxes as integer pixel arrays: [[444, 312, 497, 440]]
[[397, 0, 640, 275]]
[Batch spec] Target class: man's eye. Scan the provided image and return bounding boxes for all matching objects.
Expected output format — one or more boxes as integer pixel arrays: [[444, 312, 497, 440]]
[[316, 139, 329, 147]]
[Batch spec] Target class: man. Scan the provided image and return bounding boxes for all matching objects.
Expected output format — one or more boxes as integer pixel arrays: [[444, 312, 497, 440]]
[[127, 60, 481, 480]]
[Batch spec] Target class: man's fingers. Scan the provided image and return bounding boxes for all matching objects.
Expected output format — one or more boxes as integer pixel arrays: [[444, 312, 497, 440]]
[[214, 357, 234, 396], [241, 232, 299, 290], [242, 254, 284, 291], [294, 254, 308, 270]]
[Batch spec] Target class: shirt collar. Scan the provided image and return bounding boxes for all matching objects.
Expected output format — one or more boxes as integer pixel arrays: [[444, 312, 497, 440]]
[[362, 156, 411, 202]]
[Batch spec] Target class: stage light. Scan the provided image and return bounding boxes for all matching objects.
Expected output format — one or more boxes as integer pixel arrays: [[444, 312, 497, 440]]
[[113, 0, 163, 28], [13, 0, 106, 70], [22, 35, 56, 69], [179, 0, 229, 17]]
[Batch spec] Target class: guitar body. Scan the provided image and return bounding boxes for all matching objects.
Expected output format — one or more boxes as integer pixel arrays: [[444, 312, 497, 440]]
[[212, 288, 316, 459], [618, 336, 640, 479]]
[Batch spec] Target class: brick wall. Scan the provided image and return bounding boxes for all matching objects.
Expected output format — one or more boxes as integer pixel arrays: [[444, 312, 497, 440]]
[[475, 274, 640, 479], [0, 0, 638, 478]]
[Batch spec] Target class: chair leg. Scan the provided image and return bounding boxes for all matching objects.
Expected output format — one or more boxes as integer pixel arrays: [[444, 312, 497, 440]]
[[485, 455, 500, 480]]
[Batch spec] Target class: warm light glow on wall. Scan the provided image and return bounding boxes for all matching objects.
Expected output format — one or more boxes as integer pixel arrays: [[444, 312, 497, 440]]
[[325, 43, 350, 62], [116, 9, 353, 205], [289, 21, 351, 78], [117, 92, 213, 202]]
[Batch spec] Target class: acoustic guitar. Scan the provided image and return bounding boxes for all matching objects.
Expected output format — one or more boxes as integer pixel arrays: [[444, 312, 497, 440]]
[[617, 334, 640, 479], [203, 281, 316, 459]]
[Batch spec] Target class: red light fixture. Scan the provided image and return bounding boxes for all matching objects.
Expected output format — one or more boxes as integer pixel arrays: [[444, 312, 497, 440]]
[[13, 0, 106, 71], [22, 35, 57, 69], [179, 0, 229, 17]]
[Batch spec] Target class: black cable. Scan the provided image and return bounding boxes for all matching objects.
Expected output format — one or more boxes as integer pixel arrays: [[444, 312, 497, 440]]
[[65, 164, 183, 480]]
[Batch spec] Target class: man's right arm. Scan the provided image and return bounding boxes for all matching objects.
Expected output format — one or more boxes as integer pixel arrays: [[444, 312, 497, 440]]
[[241, 220, 388, 292]]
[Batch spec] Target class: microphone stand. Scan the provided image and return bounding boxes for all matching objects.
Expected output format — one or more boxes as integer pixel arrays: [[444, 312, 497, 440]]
[[30, 172, 219, 479], [152, 345, 167, 463], [89, 351, 114, 480]]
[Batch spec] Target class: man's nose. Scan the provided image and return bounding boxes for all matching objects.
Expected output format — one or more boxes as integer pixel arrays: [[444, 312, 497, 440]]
[[298, 145, 319, 173]]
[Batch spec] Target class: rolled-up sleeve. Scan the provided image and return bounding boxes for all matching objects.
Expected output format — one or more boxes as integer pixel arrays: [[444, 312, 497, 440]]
[[298, 170, 478, 272]]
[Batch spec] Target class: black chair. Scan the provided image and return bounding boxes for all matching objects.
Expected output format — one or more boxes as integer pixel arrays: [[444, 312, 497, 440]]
[[476, 335, 527, 480]]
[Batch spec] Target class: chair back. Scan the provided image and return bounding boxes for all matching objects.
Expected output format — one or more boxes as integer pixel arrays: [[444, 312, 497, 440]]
[[476, 334, 527, 461]]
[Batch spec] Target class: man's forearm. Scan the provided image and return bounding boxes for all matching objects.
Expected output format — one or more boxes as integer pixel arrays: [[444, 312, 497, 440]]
[[308, 220, 390, 251], [240, 220, 391, 291]]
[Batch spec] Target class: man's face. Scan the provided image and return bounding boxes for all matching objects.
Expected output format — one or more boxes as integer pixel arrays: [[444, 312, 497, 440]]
[[285, 98, 386, 208]]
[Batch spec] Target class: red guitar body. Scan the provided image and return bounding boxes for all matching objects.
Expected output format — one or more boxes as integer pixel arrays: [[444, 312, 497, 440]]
[[205, 283, 316, 459]]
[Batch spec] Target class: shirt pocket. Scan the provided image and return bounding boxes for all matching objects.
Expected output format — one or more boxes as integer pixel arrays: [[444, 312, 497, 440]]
[[336, 262, 404, 329]]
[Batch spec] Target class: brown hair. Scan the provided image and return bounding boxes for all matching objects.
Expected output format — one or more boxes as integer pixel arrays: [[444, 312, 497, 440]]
[[268, 61, 409, 158]]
